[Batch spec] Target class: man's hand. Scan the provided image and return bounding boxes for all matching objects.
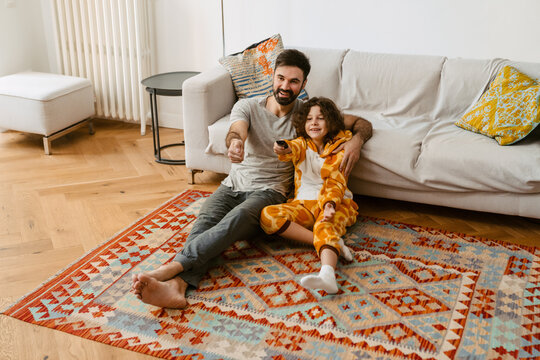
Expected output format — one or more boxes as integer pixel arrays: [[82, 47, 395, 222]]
[[333, 135, 363, 178], [322, 202, 336, 222], [273, 141, 292, 155], [228, 139, 244, 163], [334, 113, 372, 178], [226, 121, 248, 163]]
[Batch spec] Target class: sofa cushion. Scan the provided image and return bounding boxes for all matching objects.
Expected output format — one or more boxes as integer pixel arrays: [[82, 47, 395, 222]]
[[219, 34, 307, 99], [349, 112, 434, 190], [219, 34, 281, 99], [455, 65, 540, 145], [417, 119, 540, 192], [205, 115, 230, 155], [339, 51, 445, 118]]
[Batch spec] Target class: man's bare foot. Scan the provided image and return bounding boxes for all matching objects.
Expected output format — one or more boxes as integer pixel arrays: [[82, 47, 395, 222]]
[[137, 273, 188, 309], [146, 261, 184, 281], [131, 261, 183, 293]]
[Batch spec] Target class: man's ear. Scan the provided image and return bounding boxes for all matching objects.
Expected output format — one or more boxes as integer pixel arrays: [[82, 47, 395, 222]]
[[301, 78, 308, 90]]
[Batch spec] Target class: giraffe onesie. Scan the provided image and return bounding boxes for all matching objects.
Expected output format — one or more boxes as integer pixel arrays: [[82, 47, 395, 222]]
[[260, 130, 358, 256]]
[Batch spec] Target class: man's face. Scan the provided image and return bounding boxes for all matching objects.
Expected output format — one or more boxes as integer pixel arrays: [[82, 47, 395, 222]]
[[272, 66, 306, 106]]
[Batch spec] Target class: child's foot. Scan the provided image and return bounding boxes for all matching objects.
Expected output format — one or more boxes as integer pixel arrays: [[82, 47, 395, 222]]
[[338, 238, 353, 261], [300, 265, 338, 294]]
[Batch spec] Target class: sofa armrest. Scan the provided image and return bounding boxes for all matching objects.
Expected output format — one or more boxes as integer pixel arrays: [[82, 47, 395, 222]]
[[183, 65, 236, 171]]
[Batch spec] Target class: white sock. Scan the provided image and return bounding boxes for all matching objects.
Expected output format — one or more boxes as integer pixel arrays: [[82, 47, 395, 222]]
[[300, 265, 338, 294], [339, 238, 353, 261]]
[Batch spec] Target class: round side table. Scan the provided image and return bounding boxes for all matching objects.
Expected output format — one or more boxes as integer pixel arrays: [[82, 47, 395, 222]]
[[142, 71, 200, 165]]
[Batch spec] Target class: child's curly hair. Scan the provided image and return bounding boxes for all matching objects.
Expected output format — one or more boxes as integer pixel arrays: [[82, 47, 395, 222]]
[[293, 97, 345, 144]]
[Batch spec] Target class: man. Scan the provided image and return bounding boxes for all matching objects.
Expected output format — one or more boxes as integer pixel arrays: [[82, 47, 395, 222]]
[[132, 49, 372, 308]]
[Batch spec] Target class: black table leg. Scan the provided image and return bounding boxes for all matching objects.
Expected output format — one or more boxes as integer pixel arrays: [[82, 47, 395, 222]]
[[148, 88, 185, 165]]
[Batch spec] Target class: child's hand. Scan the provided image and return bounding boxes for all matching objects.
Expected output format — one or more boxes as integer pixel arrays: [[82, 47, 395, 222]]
[[274, 141, 292, 155], [322, 202, 336, 222]]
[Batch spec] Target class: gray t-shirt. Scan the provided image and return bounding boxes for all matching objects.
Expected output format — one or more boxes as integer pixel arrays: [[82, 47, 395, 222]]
[[222, 96, 302, 196]]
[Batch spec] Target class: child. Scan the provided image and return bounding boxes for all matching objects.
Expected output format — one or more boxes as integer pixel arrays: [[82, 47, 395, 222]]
[[260, 97, 358, 294]]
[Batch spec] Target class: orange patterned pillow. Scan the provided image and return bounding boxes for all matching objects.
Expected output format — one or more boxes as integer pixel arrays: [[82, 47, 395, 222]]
[[219, 34, 307, 99]]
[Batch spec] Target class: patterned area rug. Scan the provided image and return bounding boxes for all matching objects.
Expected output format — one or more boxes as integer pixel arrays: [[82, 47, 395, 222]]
[[3, 190, 539, 359]]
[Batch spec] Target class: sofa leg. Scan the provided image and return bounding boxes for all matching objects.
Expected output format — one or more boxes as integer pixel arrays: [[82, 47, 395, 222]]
[[88, 119, 95, 135], [188, 169, 203, 184], [43, 137, 52, 155]]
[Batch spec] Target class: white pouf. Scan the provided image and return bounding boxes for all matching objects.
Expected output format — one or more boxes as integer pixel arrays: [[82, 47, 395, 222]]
[[0, 72, 95, 154]]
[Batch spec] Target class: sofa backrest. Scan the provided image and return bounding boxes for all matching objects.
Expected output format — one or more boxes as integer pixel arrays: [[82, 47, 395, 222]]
[[338, 51, 446, 119], [433, 58, 507, 120], [295, 47, 348, 104], [511, 61, 540, 80], [434, 58, 540, 120], [293, 47, 540, 123]]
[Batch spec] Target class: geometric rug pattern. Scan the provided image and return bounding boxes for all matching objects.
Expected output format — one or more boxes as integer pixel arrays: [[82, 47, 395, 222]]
[[3, 190, 539, 359]]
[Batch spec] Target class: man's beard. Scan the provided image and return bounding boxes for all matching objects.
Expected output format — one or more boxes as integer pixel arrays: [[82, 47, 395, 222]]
[[273, 88, 298, 106]]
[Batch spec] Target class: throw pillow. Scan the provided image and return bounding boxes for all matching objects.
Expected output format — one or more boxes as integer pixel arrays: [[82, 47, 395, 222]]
[[455, 65, 540, 145], [219, 34, 307, 100]]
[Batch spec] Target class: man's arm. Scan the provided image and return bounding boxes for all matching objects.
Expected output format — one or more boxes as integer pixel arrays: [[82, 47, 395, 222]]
[[344, 114, 372, 144], [226, 120, 249, 163], [338, 114, 373, 177]]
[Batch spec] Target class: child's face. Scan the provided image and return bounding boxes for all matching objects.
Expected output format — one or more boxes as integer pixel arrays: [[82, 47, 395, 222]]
[[305, 105, 329, 143]]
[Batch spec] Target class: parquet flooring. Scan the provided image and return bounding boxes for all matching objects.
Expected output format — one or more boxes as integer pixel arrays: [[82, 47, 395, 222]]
[[0, 118, 538, 359]]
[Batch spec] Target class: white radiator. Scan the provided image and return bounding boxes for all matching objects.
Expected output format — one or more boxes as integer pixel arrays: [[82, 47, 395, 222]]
[[51, 0, 153, 135]]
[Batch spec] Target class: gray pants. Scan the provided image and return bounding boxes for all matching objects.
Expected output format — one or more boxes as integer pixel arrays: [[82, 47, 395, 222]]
[[173, 184, 286, 287]]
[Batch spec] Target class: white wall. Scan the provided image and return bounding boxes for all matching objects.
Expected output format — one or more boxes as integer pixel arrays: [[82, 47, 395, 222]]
[[223, 0, 540, 63], [0, 0, 50, 76]]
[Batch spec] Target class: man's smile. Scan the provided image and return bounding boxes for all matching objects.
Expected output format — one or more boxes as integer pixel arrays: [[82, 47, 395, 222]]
[[277, 89, 293, 97]]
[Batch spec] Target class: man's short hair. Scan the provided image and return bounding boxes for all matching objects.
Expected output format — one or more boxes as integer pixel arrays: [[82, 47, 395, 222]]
[[274, 49, 311, 81]]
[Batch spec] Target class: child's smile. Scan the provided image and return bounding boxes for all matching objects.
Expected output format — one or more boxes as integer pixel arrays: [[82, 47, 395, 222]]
[[305, 105, 329, 150]]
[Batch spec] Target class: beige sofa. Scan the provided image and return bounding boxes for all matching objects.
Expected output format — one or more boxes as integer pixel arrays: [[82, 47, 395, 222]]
[[182, 47, 540, 219]]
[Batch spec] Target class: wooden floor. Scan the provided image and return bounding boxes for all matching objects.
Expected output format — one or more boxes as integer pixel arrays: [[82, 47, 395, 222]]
[[1, 119, 538, 359]]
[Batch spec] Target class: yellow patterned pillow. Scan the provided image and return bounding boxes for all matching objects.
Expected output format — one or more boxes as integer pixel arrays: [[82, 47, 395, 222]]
[[455, 66, 540, 145], [219, 34, 307, 99]]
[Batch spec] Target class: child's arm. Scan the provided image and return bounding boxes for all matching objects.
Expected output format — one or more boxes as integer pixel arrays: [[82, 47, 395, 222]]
[[275, 138, 305, 163], [274, 140, 292, 157], [319, 151, 348, 210]]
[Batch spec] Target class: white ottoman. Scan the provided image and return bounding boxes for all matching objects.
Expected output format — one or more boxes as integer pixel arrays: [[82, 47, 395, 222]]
[[0, 72, 95, 154]]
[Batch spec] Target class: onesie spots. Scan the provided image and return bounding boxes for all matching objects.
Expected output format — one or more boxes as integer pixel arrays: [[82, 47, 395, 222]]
[[260, 130, 358, 255]]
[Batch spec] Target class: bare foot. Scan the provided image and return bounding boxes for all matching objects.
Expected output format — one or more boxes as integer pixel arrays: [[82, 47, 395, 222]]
[[137, 273, 188, 309], [132, 274, 146, 298], [146, 261, 184, 281], [131, 261, 183, 293]]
